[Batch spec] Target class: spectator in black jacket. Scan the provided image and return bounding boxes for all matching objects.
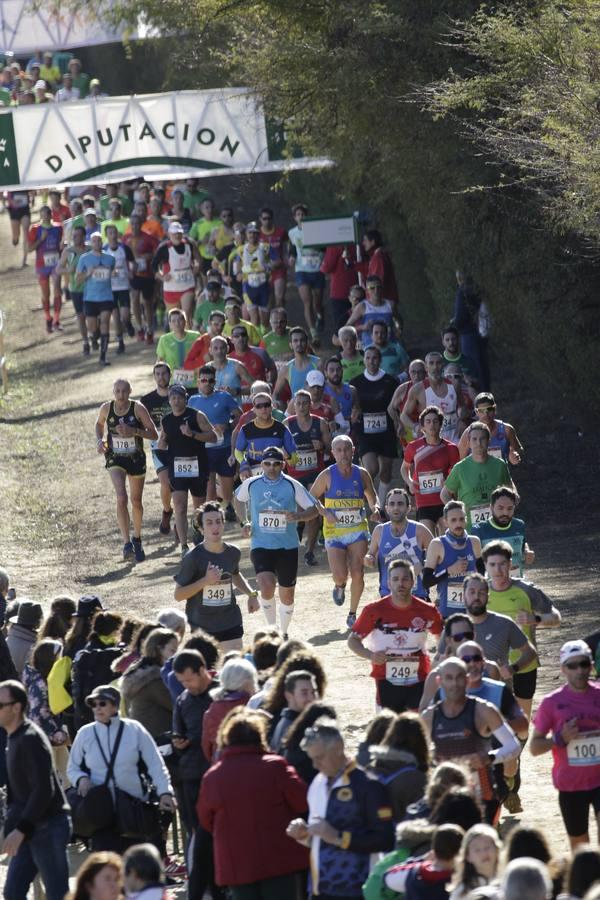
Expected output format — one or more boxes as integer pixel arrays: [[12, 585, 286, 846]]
[[71, 611, 123, 731], [0, 678, 70, 900], [171, 649, 213, 836], [283, 701, 338, 784]]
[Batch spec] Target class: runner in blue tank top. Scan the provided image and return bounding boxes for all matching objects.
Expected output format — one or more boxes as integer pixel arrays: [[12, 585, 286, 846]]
[[365, 488, 433, 599], [273, 326, 321, 401], [323, 356, 358, 436], [423, 500, 484, 617], [458, 392, 524, 464], [311, 435, 381, 628]]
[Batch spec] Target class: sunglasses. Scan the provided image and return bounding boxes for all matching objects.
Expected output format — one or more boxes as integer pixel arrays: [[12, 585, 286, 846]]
[[476, 406, 496, 414], [199, 378, 215, 383], [90, 700, 110, 708], [461, 654, 483, 663], [451, 631, 474, 641], [565, 659, 592, 670], [262, 460, 282, 467], [254, 402, 271, 409]]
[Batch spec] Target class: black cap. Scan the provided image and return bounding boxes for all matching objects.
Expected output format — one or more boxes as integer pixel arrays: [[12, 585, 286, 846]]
[[8, 600, 43, 629], [73, 595, 104, 618], [168, 384, 188, 398], [262, 446, 285, 462], [85, 684, 121, 708]]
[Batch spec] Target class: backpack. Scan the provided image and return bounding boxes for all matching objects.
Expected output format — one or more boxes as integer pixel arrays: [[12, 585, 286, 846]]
[[362, 848, 410, 900]]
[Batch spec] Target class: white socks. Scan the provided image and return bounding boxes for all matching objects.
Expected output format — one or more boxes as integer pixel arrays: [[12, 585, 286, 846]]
[[260, 595, 277, 625], [279, 602, 294, 635], [377, 481, 390, 507]]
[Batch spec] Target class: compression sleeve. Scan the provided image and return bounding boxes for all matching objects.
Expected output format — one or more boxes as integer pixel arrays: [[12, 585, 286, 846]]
[[490, 722, 520, 762], [476, 557, 486, 574], [423, 567, 447, 588]]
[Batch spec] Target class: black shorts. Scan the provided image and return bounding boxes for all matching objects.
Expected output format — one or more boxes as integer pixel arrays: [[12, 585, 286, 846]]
[[559, 787, 600, 837], [211, 623, 244, 642], [513, 668, 537, 700], [131, 276, 155, 300], [358, 432, 398, 459], [169, 472, 208, 496], [9, 207, 30, 221], [113, 289, 131, 309], [199, 257, 213, 274], [251, 547, 298, 588], [206, 447, 236, 477], [376, 679, 424, 712], [71, 291, 84, 315], [105, 451, 146, 477], [84, 300, 114, 317], [416, 504, 445, 523]]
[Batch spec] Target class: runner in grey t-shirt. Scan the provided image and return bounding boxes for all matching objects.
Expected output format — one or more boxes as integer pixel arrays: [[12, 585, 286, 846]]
[[173, 501, 259, 650]]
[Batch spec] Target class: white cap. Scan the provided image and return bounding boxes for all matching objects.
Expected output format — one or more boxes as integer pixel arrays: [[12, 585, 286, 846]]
[[34, 79, 46, 91], [168, 222, 184, 234], [560, 640, 592, 666], [90, 230, 103, 240], [306, 370, 325, 387], [83, 209, 97, 218]]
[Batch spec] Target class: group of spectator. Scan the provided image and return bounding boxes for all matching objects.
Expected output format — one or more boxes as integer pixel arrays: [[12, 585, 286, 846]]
[[0, 50, 103, 107]]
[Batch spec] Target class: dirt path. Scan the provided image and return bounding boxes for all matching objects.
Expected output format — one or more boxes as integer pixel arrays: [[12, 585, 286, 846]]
[[0, 212, 598, 864]]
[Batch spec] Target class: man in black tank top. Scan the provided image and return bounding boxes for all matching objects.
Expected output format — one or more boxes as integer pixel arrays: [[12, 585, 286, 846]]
[[95, 379, 158, 563], [157, 384, 217, 558], [421, 656, 520, 823]]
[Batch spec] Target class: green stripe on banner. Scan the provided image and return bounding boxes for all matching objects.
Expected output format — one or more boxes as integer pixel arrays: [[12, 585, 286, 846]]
[[0, 114, 20, 186], [61, 156, 232, 183]]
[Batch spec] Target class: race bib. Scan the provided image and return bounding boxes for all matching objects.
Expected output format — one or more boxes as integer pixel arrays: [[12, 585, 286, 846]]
[[363, 412, 387, 434], [174, 457, 199, 477], [335, 508, 364, 527], [568, 732, 600, 767], [203, 581, 232, 607], [488, 447, 503, 459], [447, 584, 465, 610], [302, 253, 322, 269], [275, 359, 288, 372], [418, 470, 444, 494], [173, 268, 193, 285], [92, 266, 111, 281], [112, 436, 136, 455], [113, 267, 127, 281], [296, 449, 318, 471], [43, 252, 59, 268], [385, 656, 420, 686], [258, 509, 287, 531], [172, 369, 195, 387], [135, 257, 147, 272], [247, 272, 267, 288], [470, 504, 491, 525], [442, 412, 458, 433]]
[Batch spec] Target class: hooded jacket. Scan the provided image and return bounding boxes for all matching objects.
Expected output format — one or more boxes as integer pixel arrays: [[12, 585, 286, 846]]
[[121, 663, 173, 740], [6, 623, 37, 675], [367, 745, 427, 823]]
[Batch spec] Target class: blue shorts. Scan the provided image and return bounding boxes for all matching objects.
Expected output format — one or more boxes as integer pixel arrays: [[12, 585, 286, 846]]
[[324, 530, 370, 550], [243, 281, 269, 309], [207, 446, 236, 477], [295, 271, 325, 289]]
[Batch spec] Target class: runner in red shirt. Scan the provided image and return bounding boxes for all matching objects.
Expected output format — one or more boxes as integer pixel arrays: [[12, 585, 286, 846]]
[[259, 206, 288, 305], [229, 325, 277, 387], [401, 404, 460, 535], [48, 189, 71, 224], [124, 213, 159, 343], [348, 558, 442, 712]]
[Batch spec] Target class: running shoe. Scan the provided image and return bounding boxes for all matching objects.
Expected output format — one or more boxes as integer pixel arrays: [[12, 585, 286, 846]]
[[117, 340, 125, 354], [53, 321, 64, 332], [132, 537, 145, 562], [332, 585, 346, 606], [164, 859, 187, 879], [159, 509, 173, 535], [126, 322, 135, 338], [83, 342, 90, 357], [99, 357, 110, 367], [346, 612, 357, 629], [224, 503, 237, 523], [304, 551, 318, 567], [123, 541, 134, 561], [146, 333, 154, 346], [137, 329, 145, 342], [92, 330, 100, 350], [503, 792, 523, 814], [180, 543, 189, 559], [45, 320, 53, 334]]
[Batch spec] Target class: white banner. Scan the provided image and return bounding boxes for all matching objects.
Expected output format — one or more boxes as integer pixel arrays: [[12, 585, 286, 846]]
[[0, 1, 132, 56], [0, 88, 332, 189]]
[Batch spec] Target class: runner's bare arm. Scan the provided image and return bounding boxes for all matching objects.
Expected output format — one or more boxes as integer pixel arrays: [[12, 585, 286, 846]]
[[95, 402, 110, 449], [347, 631, 385, 664], [399, 383, 421, 433], [457, 427, 470, 459], [272, 367, 288, 401], [320, 418, 332, 454], [156, 426, 168, 451], [418, 668, 439, 712], [387, 383, 407, 429], [400, 459, 415, 493], [499, 640, 538, 681], [439, 484, 455, 504], [365, 523, 383, 567], [194, 410, 218, 443], [416, 522, 434, 551], [132, 402, 159, 442], [350, 385, 362, 423]]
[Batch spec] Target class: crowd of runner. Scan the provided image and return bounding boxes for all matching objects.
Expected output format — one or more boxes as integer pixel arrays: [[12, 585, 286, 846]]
[[1, 174, 598, 900]]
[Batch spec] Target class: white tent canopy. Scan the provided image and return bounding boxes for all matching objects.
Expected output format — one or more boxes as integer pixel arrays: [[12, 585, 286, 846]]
[[0, 1, 132, 57]]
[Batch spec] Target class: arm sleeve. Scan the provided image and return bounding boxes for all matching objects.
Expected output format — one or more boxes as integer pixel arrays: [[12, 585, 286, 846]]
[[346, 779, 395, 854], [137, 723, 173, 795], [234, 478, 251, 504], [293, 480, 317, 510]]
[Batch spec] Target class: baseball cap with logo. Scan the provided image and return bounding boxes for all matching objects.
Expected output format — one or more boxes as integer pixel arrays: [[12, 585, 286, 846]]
[[262, 446, 285, 462], [560, 640, 593, 666], [168, 222, 184, 234], [306, 370, 325, 387]]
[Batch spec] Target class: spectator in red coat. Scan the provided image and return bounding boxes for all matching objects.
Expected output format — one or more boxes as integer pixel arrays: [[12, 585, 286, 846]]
[[201, 657, 257, 762], [362, 229, 399, 304], [198, 708, 309, 898], [320, 244, 361, 331]]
